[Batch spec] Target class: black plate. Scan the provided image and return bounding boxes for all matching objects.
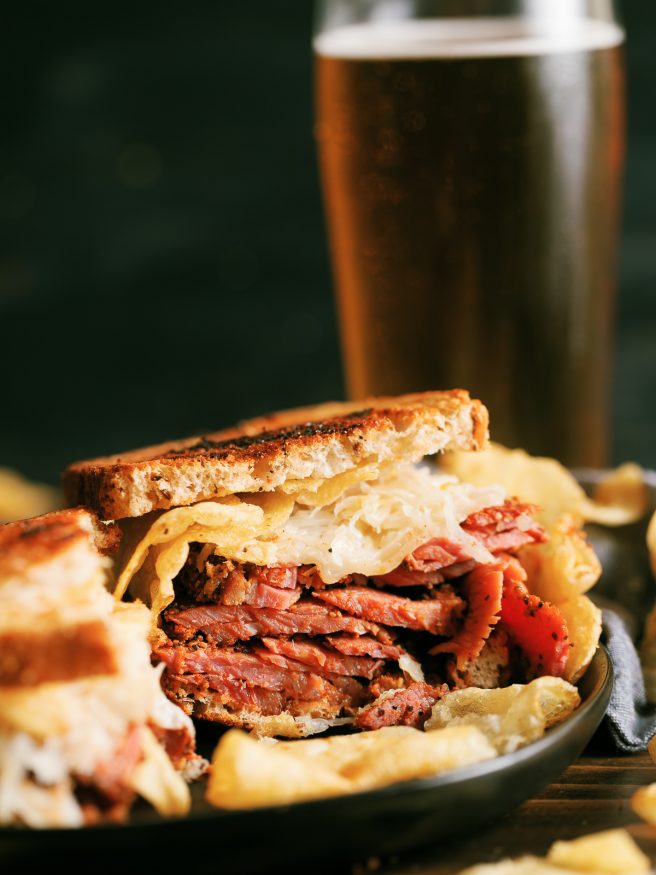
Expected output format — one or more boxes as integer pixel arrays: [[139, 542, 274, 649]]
[[0, 649, 611, 871], [5, 468, 648, 872], [0, 648, 613, 872]]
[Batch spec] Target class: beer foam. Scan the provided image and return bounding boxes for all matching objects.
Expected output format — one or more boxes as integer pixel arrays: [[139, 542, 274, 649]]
[[314, 17, 624, 59]]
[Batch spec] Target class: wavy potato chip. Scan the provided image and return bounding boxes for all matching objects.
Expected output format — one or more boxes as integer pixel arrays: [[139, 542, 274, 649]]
[[442, 445, 648, 528], [0, 467, 60, 523], [582, 463, 649, 527], [441, 444, 585, 527], [647, 510, 656, 578], [546, 829, 650, 873], [647, 732, 656, 764], [340, 725, 496, 789], [127, 727, 190, 817], [425, 677, 580, 754], [457, 829, 650, 875], [114, 496, 289, 630], [458, 862, 612, 875], [279, 465, 380, 507], [457, 861, 567, 874], [207, 729, 351, 809], [631, 781, 656, 828], [640, 605, 656, 705], [275, 725, 417, 772], [206, 725, 496, 809], [518, 516, 601, 603], [556, 595, 602, 684]]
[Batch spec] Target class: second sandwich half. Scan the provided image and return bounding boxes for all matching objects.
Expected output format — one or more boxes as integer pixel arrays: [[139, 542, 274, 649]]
[[63, 391, 601, 738]]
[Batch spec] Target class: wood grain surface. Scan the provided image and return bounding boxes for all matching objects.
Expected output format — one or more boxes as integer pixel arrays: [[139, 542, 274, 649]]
[[347, 749, 656, 874]]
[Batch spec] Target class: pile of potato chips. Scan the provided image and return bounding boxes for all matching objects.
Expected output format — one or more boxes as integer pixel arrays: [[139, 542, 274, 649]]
[[441, 445, 648, 529], [207, 676, 581, 809]]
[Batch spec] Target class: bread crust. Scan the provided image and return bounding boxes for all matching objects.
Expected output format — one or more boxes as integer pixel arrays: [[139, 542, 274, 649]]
[[0, 621, 118, 686], [177, 691, 343, 739], [0, 509, 121, 687], [0, 508, 119, 580], [63, 390, 489, 520]]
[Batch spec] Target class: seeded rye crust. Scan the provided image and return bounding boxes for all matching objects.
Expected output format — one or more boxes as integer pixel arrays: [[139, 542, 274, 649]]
[[63, 390, 489, 521], [0, 509, 121, 686]]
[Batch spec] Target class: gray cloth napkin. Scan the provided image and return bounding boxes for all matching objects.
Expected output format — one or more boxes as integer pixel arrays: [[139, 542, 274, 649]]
[[603, 608, 656, 752]]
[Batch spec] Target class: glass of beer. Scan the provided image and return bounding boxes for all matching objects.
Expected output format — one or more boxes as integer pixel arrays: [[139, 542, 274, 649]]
[[314, 0, 625, 467]]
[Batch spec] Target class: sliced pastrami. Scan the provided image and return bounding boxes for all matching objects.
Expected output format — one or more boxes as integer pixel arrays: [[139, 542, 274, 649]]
[[463, 501, 546, 543], [314, 586, 464, 635], [326, 635, 402, 661], [260, 636, 383, 680], [354, 682, 449, 730], [165, 599, 382, 644], [430, 564, 504, 668]]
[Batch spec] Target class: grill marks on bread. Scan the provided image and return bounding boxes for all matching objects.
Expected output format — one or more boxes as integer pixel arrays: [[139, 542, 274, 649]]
[[0, 508, 119, 577], [62, 390, 489, 519], [163, 415, 376, 458]]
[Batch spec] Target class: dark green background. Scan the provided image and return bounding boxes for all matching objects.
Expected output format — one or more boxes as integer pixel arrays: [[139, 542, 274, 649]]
[[0, 3, 653, 483]]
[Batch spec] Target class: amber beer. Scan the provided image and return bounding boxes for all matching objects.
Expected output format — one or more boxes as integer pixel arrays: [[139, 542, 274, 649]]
[[315, 19, 624, 467]]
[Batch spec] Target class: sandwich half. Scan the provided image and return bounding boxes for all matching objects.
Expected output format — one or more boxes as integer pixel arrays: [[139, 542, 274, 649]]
[[0, 509, 203, 827], [64, 390, 599, 738]]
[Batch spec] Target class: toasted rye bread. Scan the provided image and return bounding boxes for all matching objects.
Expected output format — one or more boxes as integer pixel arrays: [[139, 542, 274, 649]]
[[0, 507, 119, 580], [63, 390, 489, 521], [0, 620, 117, 686], [172, 688, 342, 739], [0, 508, 121, 687]]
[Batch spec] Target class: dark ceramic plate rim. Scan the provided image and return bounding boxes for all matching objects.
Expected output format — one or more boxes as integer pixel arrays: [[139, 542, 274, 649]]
[[1, 646, 612, 835]]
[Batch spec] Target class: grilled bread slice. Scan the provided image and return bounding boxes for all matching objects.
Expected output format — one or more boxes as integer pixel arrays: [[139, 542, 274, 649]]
[[63, 390, 489, 520], [0, 507, 199, 827], [0, 509, 120, 686]]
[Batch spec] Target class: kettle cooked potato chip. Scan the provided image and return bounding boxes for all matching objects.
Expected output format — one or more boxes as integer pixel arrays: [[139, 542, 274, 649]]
[[647, 510, 656, 578], [457, 829, 650, 874], [630, 733, 656, 828], [441, 445, 648, 528], [207, 724, 496, 809], [583, 463, 650, 527], [426, 677, 580, 754], [517, 516, 601, 603]]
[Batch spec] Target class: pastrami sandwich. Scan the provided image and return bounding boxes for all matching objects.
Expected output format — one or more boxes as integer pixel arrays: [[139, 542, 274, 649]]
[[0, 508, 203, 827], [63, 391, 600, 739]]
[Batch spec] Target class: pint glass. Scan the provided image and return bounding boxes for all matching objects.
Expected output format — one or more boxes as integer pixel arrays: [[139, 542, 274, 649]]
[[314, 0, 625, 467]]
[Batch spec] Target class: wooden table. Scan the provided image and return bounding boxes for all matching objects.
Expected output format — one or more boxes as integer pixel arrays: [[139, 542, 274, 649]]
[[345, 745, 656, 874]]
